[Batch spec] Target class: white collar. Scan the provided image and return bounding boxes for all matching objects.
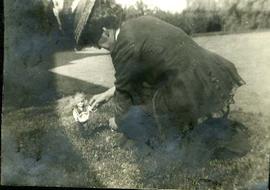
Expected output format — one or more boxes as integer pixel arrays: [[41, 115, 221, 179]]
[[115, 28, 120, 41]]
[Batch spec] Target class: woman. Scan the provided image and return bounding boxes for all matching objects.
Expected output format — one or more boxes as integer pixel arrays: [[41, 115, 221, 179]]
[[89, 16, 245, 143]]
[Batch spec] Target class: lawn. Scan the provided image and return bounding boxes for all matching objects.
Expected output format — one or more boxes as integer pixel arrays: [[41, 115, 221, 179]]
[[2, 31, 270, 189]]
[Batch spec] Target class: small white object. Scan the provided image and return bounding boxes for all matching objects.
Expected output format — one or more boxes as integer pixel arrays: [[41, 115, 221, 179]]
[[72, 93, 98, 123], [73, 104, 93, 123]]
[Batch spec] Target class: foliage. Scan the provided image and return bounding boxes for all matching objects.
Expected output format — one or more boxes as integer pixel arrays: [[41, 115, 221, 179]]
[[10, 0, 269, 47], [222, 0, 270, 32], [118, 0, 270, 35]]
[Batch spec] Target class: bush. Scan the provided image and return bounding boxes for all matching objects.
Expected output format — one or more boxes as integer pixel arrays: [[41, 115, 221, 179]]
[[118, 0, 270, 34]]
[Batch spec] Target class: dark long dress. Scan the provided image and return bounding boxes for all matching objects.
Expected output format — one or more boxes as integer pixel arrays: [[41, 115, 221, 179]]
[[111, 16, 245, 133]]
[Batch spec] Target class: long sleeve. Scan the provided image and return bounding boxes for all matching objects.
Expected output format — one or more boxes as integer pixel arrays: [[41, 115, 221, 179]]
[[111, 35, 144, 125]]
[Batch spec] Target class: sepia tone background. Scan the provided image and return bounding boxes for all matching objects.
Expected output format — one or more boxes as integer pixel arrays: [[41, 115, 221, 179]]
[[2, 0, 270, 189]]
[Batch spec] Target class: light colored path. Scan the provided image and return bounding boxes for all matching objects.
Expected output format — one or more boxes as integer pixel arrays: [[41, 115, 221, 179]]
[[50, 47, 115, 88]]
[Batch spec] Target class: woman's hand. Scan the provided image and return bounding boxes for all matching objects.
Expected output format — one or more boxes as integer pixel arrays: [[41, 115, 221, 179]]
[[89, 86, 115, 111]]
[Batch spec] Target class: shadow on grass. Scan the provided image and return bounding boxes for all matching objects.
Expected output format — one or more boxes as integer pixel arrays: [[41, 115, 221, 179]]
[[3, 49, 109, 111], [3, 2, 110, 186], [1, 105, 105, 188], [3, 49, 110, 186]]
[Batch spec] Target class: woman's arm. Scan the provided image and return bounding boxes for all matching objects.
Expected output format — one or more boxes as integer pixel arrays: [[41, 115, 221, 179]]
[[89, 86, 116, 111]]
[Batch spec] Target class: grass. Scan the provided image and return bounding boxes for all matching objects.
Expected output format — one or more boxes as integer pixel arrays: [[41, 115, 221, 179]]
[[2, 31, 270, 189], [2, 93, 269, 189]]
